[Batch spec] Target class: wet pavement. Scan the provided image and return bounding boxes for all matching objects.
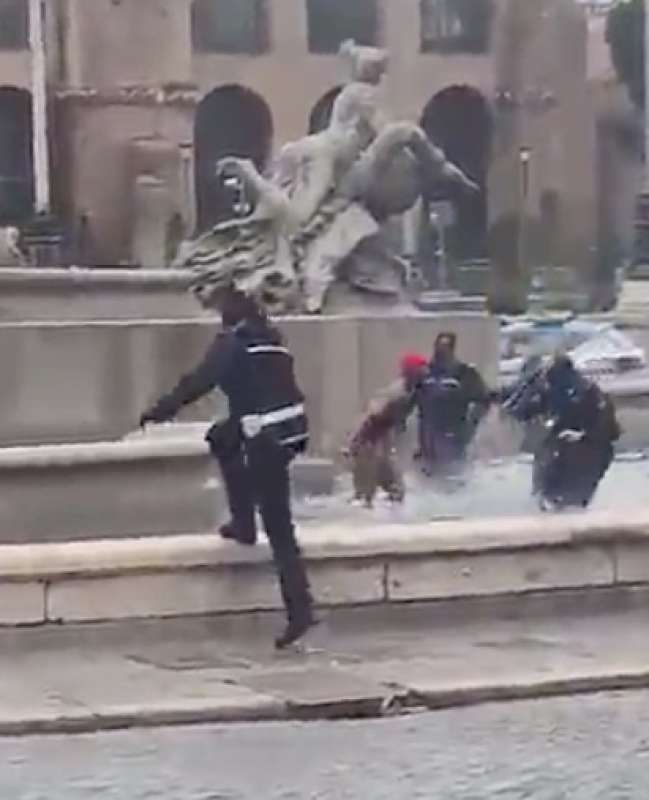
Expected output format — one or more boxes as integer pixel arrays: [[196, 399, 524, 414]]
[[3, 690, 649, 798], [296, 453, 649, 527]]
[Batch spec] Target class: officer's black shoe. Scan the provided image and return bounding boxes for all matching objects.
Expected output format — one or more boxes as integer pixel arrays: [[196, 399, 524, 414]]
[[219, 522, 256, 547], [274, 614, 318, 650]]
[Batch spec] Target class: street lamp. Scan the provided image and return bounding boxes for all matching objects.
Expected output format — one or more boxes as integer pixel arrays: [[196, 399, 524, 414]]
[[28, 0, 49, 214], [21, 0, 66, 267], [519, 146, 532, 289], [519, 146, 531, 193]]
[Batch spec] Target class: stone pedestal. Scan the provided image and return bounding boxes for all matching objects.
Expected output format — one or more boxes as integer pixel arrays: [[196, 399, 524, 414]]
[[131, 175, 172, 269]]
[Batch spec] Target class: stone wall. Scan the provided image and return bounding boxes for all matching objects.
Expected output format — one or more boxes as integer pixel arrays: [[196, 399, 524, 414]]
[[3, 510, 649, 626], [50, 0, 501, 265], [0, 313, 499, 453], [0, 269, 202, 321], [2, 0, 599, 274], [0, 50, 31, 91]]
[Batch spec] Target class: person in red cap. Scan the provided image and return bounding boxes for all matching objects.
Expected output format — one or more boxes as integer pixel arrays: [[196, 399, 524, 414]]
[[345, 353, 428, 507]]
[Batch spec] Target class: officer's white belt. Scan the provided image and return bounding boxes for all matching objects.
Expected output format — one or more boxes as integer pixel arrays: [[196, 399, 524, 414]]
[[241, 404, 305, 438]]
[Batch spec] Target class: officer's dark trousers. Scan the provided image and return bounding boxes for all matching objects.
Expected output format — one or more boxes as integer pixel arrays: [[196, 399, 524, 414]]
[[535, 435, 613, 508], [216, 436, 313, 625]]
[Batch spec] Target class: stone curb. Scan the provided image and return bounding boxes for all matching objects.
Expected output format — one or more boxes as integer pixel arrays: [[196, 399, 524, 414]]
[[0, 699, 288, 738], [3, 669, 649, 738], [412, 670, 649, 711], [1, 509, 648, 578], [1, 512, 649, 626]]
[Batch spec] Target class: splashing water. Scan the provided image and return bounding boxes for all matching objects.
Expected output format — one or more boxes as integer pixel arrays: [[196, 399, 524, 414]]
[[295, 454, 649, 529]]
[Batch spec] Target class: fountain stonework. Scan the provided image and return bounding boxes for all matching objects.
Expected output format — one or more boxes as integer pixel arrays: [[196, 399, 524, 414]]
[[0, 311, 497, 544], [0, 43, 500, 544], [175, 40, 479, 315], [0, 40, 500, 450]]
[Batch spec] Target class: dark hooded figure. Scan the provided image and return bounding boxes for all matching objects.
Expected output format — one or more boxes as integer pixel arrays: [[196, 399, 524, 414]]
[[512, 355, 620, 509], [500, 354, 548, 454], [140, 284, 315, 649], [415, 332, 491, 475]]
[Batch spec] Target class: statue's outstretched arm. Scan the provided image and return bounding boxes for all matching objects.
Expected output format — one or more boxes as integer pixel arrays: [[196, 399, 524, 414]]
[[217, 157, 298, 229]]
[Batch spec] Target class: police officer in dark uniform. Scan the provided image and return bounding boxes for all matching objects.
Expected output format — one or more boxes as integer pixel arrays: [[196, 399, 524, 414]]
[[513, 355, 620, 509], [140, 284, 315, 649], [415, 332, 491, 474]]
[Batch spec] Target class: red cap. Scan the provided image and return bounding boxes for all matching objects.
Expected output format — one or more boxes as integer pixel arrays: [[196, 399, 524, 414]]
[[400, 353, 428, 374]]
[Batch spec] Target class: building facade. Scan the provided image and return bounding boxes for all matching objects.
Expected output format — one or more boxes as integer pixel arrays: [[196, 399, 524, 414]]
[[0, 0, 596, 283]]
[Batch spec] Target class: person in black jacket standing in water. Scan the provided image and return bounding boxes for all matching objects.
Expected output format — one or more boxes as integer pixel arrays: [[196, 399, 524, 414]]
[[140, 283, 315, 649]]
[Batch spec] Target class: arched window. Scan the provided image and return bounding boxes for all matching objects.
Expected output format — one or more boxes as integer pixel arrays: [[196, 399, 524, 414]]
[[191, 0, 269, 54], [0, 0, 29, 50], [306, 0, 379, 54], [421, 86, 492, 262], [194, 85, 273, 230]]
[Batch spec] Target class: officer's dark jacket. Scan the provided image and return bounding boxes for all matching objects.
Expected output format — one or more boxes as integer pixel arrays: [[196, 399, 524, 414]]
[[147, 318, 307, 450], [516, 370, 620, 444], [416, 358, 490, 435]]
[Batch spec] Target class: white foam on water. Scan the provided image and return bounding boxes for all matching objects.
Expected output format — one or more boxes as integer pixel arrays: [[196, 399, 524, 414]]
[[295, 456, 649, 528]]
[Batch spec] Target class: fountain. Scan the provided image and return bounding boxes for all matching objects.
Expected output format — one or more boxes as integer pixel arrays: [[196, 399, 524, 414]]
[[0, 42, 499, 545]]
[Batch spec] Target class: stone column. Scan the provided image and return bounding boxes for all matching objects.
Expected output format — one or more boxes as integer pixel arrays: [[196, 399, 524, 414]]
[[488, 0, 539, 313], [55, 0, 196, 265], [548, 0, 597, 292], [489, 0, 596, 312]]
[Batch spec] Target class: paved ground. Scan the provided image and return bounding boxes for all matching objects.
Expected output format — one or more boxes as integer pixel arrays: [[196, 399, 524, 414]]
[[3, 689, 649, 799], [3, 596, 649, 736]]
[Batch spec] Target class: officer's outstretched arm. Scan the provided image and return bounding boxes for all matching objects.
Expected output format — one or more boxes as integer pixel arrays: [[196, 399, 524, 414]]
[[143, 335, 235, 424]]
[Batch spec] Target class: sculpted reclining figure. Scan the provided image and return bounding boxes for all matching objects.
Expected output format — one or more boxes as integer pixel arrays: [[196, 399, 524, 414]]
[[177, 40, 478, 314]]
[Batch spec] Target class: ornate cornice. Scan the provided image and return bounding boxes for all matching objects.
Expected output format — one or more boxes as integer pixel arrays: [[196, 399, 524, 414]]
[[54, 83, 199, 108]]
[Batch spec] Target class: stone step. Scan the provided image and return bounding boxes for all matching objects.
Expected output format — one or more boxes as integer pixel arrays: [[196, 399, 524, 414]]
[[0, 268, 201, 322], [1, 510, 648, 626], [0, 435, 334, 544]]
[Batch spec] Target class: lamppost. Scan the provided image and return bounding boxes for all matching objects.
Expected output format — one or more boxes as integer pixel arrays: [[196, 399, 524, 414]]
[[519, 145, 532, 299], [28, 0, 49, 215], [428, 210, 447, 291], [23, 0, 63, 266]]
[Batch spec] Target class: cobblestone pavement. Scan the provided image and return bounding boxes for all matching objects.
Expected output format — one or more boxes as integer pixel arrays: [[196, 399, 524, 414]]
[[3, 690, 649, 799]]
